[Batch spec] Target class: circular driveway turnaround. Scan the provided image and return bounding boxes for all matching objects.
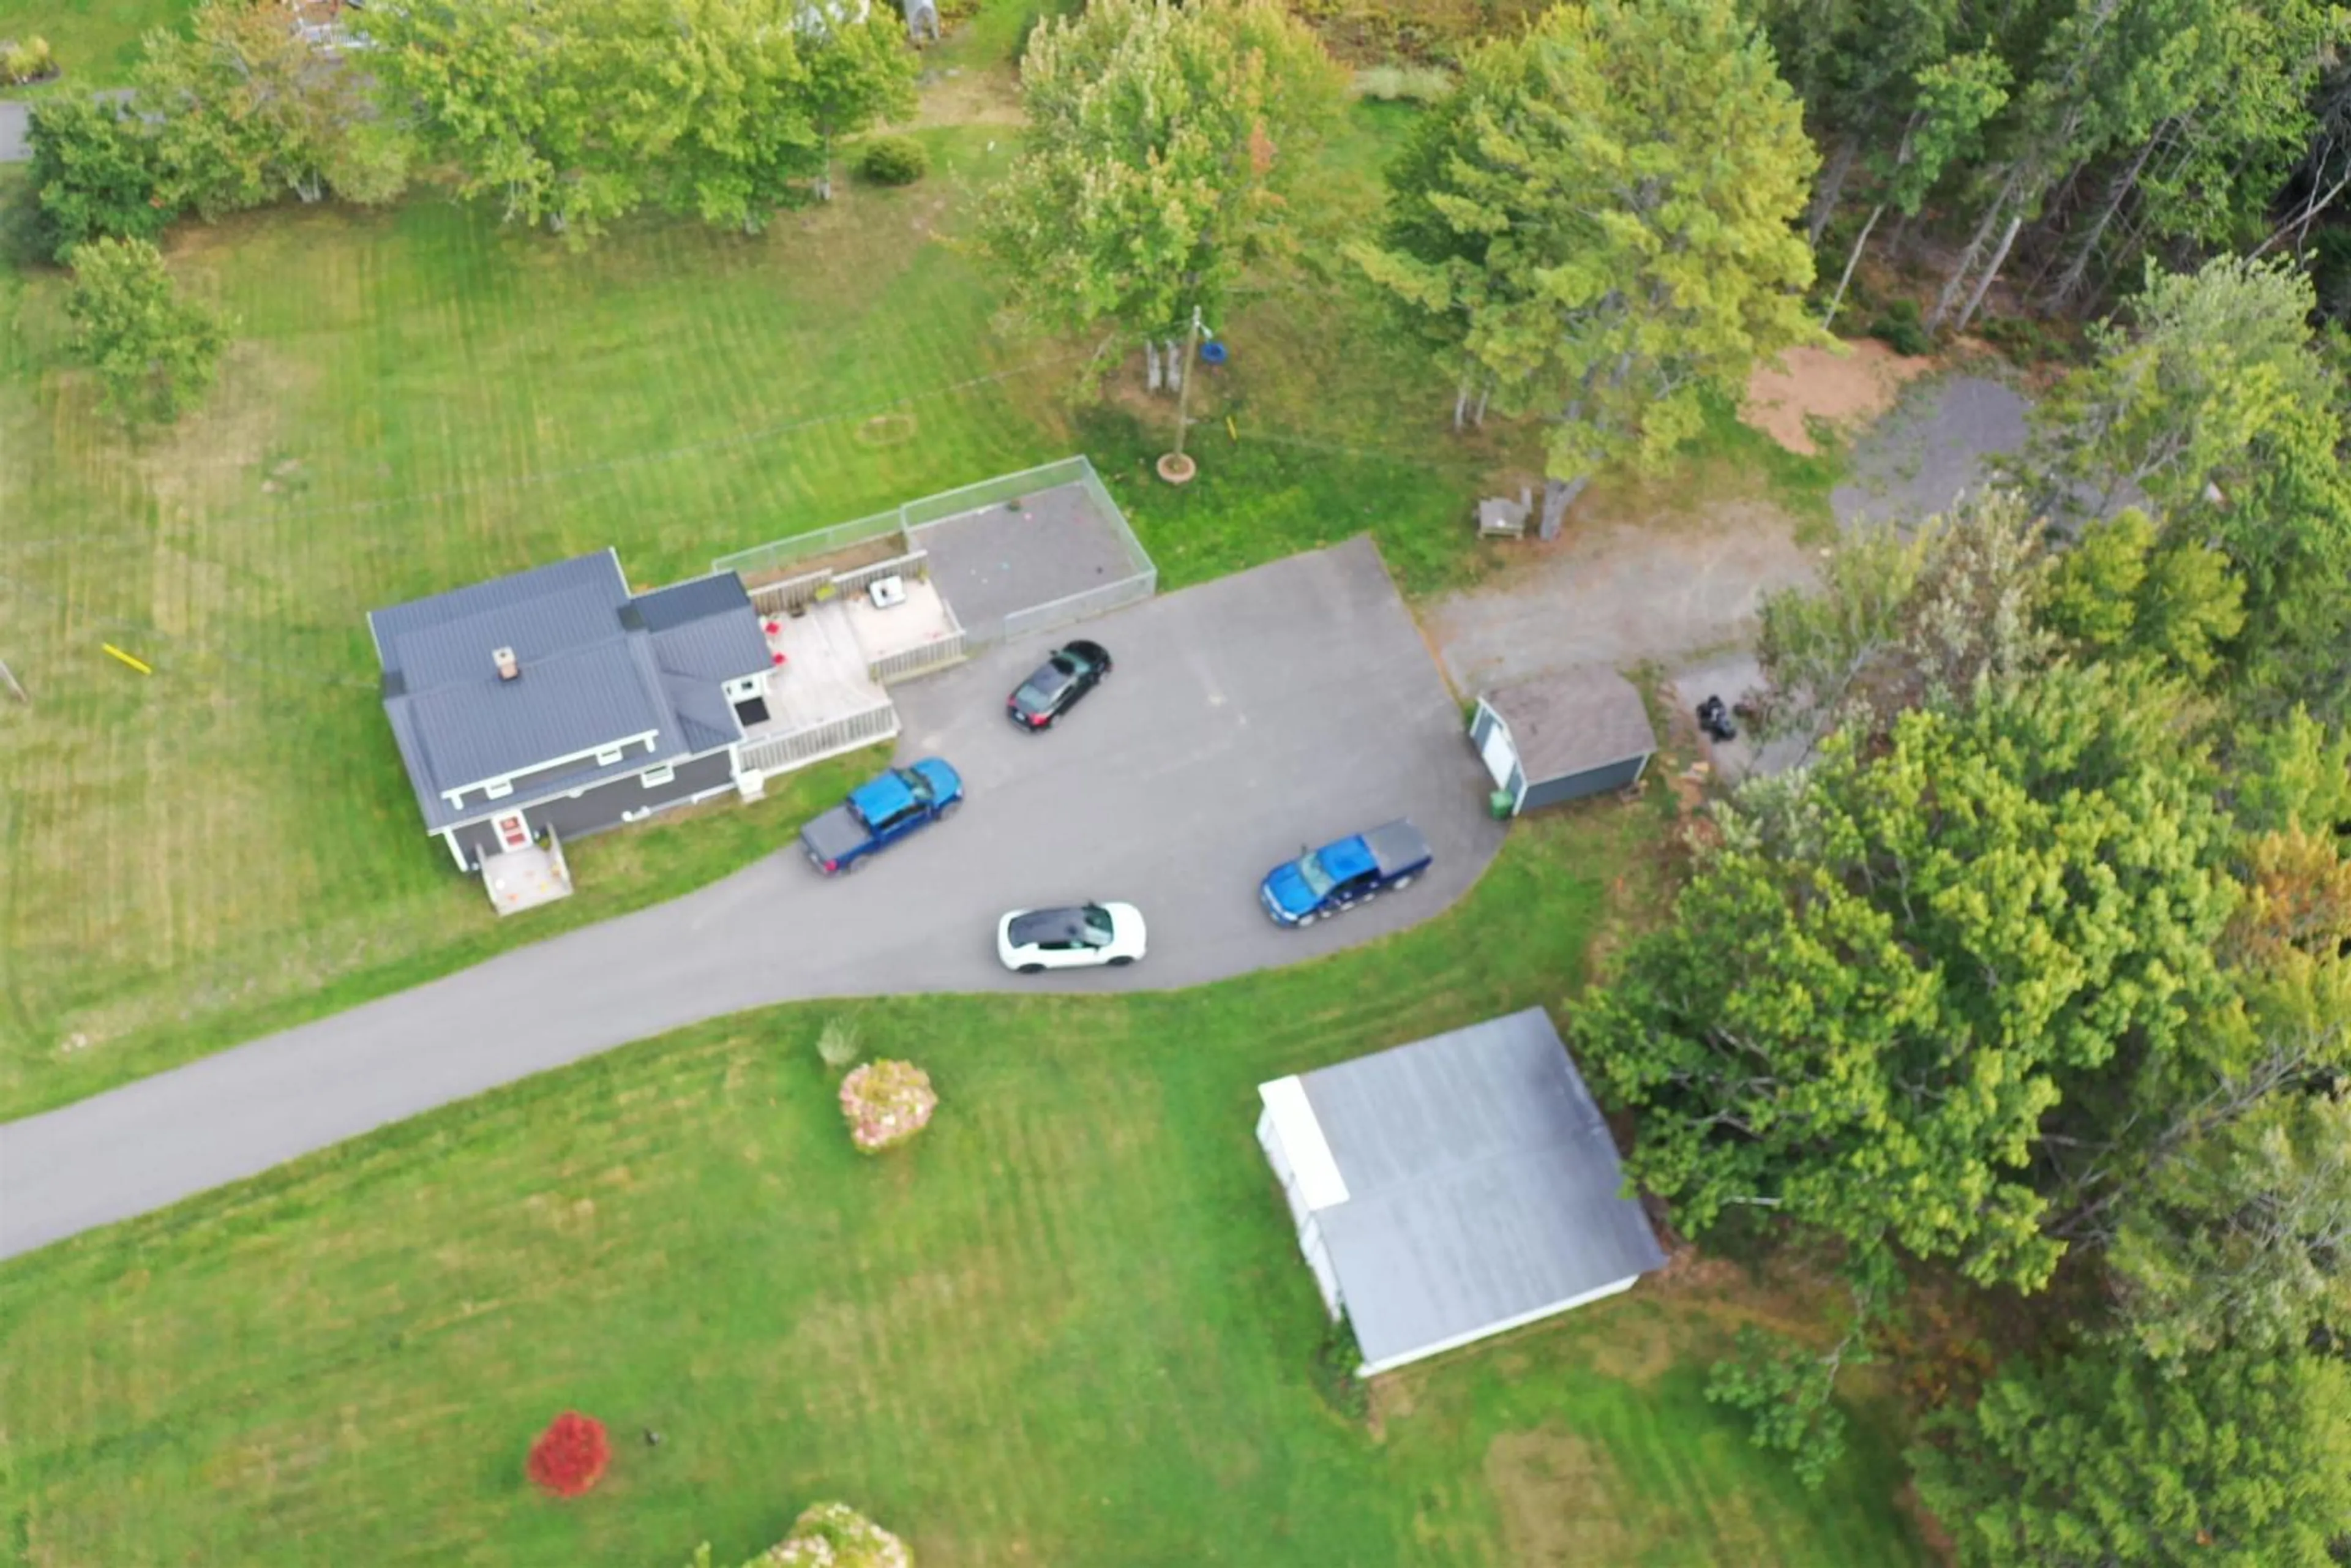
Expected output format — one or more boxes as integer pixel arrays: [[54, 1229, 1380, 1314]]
[[0, 538, 1504, 1259]]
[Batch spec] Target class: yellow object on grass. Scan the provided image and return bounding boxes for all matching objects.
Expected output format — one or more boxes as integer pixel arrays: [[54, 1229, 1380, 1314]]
[[1226, 415, 1239, 443], [102, 644, 153, 675]]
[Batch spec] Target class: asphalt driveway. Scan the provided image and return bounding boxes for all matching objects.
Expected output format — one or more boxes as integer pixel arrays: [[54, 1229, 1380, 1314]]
[[0, 538, 1504, 1259]]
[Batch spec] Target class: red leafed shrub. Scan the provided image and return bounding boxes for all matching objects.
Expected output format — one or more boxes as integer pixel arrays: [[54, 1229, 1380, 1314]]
[[526, 1411, 611, 1498]]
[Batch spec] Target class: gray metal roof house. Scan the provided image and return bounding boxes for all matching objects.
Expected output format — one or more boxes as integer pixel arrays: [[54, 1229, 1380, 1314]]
[[1471, 666, 1657, 816], [1254, 1007, 1667, 1375], [368, 552, 776, 872]]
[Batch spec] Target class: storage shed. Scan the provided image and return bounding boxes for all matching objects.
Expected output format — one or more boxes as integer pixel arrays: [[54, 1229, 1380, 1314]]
[[1471, 666, 1656, 815], [1254, 1007, 1667, 1376]]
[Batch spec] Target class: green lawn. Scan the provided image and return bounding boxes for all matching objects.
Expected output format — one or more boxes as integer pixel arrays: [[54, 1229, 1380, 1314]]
[[0, 89, 1515, 1119], [2, 0, 195, 88], [0, 809, 1930, 1567]]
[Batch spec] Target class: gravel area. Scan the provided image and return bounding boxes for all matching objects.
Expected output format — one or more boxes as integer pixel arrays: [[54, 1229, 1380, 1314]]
[[1830, 373, 2030, 533]]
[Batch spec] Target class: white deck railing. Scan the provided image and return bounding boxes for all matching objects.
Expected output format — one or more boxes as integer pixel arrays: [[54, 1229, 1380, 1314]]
[[867, 631, 968, 685], [737, 699, 901, 778]]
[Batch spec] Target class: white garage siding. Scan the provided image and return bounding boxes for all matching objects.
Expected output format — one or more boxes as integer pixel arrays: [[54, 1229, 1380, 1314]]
[[1256, 1082, 1347, 1319]]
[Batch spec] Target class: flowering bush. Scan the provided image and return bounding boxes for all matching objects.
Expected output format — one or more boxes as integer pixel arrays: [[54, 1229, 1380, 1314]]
[[525, 1410, 611, 1498], [763, 1502, 913, 1567], [839, 1060, 937, 1154]]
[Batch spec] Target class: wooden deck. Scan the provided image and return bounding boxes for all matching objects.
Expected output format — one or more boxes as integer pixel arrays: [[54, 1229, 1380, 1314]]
[[842, 574, 960, 664], [754, 602, 890, 734]]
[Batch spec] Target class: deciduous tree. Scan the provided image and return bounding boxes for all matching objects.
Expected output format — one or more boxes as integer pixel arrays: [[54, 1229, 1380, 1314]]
[[1354, 0, 1822, 536], [64, 235, 230, 423], [1752, 489, 2053, 747], [2025, 255, 2351, 708], [973, 0, 1344, 388], [27, 97, 172, 263], [1573, 664, 2235, 1294]]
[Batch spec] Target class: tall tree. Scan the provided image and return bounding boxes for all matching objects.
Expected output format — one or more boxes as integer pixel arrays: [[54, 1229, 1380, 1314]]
[[1819, 51, 2009, 327], [797, 13, 918, 204], [1751, 0, 1959, 248], [64, 236, 231, 423], [370, 0, 861, 238], [1572, 663, 2235, 1295], [26, 97, 173, 263], [138, 0, 411, 219], [1929, 0, 2216, 332], [1911, 1344, 2351, 1567], [973, 0, 1344, 394], [2024, 255, 2351, 708], [1752, 489, 2053, 748], [1352, 0, 1822, 538]]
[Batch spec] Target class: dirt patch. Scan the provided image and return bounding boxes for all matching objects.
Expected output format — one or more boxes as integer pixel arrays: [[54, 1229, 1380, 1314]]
[[909, 65, 1026, 129], [1741, 340, 1937, 457], [1486, 1426, 1634, 1565], [1583, 1310, 1676, 1386]]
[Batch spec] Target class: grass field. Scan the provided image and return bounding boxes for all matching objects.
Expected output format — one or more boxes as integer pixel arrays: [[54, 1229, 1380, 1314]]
[[0, 808, 1930, 1567], [0, 0, 197, 88], [0, 77, 1518, 1118]]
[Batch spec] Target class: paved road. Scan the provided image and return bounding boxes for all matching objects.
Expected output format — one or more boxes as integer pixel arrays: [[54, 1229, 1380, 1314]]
[[0, 539, 1504, 1259]]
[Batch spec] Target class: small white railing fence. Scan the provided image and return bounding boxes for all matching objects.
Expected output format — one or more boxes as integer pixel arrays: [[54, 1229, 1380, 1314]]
[[737, 699, 901, 778], [997, 569, 1158, 646], [867, 630, 968, 685]]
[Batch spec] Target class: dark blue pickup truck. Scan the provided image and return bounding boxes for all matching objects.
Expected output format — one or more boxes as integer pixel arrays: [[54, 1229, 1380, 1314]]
[[1258, 819, 1432, 926], [800, 759, 963, 876]]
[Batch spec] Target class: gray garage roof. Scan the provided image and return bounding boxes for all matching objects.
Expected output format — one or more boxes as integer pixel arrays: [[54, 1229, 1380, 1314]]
[[368, 553, 773, 833], [1281, 1007, 1665, 1371], [1483, 667, 1657, 782]]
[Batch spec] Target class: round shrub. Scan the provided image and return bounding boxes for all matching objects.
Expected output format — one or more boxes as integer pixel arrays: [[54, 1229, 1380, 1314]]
[[1, 37, 56, 87], [839, 1060, 937, 1153], [766, 1501, 913, 1567], [857, 137, 929, 188], [526, 1411, 612, 1498]]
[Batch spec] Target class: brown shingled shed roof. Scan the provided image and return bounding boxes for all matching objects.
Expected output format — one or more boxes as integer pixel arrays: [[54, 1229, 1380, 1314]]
[[1482, 667, 1657, 781]]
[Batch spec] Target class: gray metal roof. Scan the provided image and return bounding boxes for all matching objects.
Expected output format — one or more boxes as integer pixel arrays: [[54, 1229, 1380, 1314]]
[[1483, 667, 1657, 783], [367, 553, 773, 833], [370, 553, 626, 681], [1295, 1007, 1665, 1370], [643, 580, 772, 685]]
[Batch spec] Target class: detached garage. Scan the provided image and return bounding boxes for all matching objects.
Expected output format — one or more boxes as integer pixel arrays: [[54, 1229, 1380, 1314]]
[[1254, 1007, 1667, 1376], [1471, 667, 1657, 815]]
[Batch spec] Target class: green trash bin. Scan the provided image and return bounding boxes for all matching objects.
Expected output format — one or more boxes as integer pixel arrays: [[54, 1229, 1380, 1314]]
[[1488, 789, 1516, 820]]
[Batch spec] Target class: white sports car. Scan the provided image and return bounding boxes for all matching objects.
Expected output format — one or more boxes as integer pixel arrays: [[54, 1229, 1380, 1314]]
[[996, 901, 1148, 972]]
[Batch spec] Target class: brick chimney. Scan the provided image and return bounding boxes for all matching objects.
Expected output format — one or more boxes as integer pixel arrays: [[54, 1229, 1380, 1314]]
[[493, 645, 520, 681]]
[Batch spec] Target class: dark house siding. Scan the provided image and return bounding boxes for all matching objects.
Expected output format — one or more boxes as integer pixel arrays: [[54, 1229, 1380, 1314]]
[[446, 748, 737, 868], [1520, 754, 1647, 813]]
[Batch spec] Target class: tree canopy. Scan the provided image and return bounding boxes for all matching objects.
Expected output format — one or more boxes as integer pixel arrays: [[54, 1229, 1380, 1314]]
[[1353, 0, 1823, 532], [1911, 1344, 2351, 1567], [973, 0, 1343, 361], [64, 236, 231, 423], [370, 0, 910, 238]]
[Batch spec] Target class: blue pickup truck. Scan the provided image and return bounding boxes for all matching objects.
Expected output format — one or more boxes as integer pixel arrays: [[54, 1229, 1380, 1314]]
[[1259, 819, 1433, 926], [800, 759, 963, 876]]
